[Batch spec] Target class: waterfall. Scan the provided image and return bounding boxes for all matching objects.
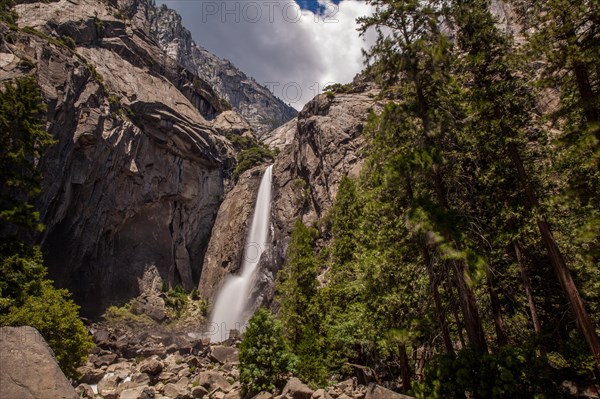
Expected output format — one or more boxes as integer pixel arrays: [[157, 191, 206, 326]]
[[209, 165, 273, 342]]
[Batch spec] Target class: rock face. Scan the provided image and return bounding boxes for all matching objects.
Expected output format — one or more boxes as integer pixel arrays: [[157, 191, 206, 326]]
[[198, 166, 265, 301], [0, 326, 78, 399], [120, 0, 297, 135], [2, 0, 245, 317]]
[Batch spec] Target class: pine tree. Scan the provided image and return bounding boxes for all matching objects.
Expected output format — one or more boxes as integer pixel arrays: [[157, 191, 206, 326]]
[[0, 76, 93, 378], [358, 0, 488, 354], [275, 219, 319, 347], [239, 308, 291, 395], [451, 0, 600, 374]]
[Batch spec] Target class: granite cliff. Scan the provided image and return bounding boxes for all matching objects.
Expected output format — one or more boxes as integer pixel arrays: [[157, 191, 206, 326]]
[[1, 0, 294, 317]]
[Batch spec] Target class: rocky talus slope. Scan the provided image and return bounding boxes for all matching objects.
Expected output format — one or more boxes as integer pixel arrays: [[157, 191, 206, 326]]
[[0, 0, 292, 317], [117, 0, 297, 136], [199, 79, 382, 313], [68, 312, 415, 399]]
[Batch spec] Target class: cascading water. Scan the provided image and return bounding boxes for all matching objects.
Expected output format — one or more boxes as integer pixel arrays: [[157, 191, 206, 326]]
[[209, 165, 273, 342]]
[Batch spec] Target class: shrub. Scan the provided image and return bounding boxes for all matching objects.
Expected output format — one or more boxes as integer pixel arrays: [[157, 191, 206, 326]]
[[17, 57, 35, 70], [0, 0, 17, 25], [59, 35, 76, 50], [0, 281, 94, 379], [412, 346, 558, 399], [232, 145, 275, 181], [239, 308, 293, 396]]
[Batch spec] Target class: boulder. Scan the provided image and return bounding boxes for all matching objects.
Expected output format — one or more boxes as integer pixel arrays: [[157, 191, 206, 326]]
[[119, 386, 147, 399], [78, 365, 107, 384], [195, 370, 232, 391], [348, 364, 378, 386], [164, 382, 190, 398], [224, 389, 242, 399], [93, 353, 119, 367], [140, 357, 164, 375], [98, 374, 120, 396], [191, 385, 209, 398], [75, 384, 96, 399], [210, 345, 239, 364], [282, 378, 314, 399], [312, 389, 332, 399], [254, 392, 274, 399], [365, 384, 415, 399], [0, 326, 78, 399]]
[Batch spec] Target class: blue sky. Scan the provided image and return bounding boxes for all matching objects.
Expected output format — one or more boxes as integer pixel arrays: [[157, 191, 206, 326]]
[[296, 0, 341, 13], [157, 0, 375, 109]]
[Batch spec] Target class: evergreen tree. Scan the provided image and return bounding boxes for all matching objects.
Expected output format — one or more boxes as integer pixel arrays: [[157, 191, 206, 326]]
[[451, 0, 600, 374], [358, 0, 488, 355], [276, 219, 319, 347], [239, 308, 292, 395], [0, 76, 93, 378]]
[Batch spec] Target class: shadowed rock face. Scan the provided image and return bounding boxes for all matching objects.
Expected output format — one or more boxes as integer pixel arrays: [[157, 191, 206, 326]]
[[3, 0, 243, 317], [0, 326, 78, 399]]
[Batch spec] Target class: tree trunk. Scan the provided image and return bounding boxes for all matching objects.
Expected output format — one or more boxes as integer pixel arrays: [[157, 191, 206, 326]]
[[428, 155, 488, 354], [513, 241, 543, 339], [508, 142, 600, 375], [485, 265, 508, 347], [398, 343, 412, 393], [453, 305, 467, 350], [424, 245, 455, 355], [452, 259, 488, 353], [407, 173, 454, 356]]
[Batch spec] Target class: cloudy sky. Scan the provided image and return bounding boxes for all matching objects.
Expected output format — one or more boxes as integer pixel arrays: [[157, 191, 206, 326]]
[[156, 0, 376, 109]]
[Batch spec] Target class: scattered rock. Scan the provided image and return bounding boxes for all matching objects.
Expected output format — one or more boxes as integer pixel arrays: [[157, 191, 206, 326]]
[[282, 377, 314, 399], [254, 391, 274, 399], [76, 383, 96, 399], [164, 382, 189, 398], [192, 385, 209, 398], [119, 386, 147, 399], [365, 384, 415, 399], [196, 370, 232, 391], [348, 364, 378, 386], [140, 357, 164, 376], [224, 389, 242, 399], [0, 326, 78, 399], [78, 365, 107, 384], [210, 345, 239, 364]]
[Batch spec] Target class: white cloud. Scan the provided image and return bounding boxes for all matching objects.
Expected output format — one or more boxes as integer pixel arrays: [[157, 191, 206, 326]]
[[157, 0, 376, 109]]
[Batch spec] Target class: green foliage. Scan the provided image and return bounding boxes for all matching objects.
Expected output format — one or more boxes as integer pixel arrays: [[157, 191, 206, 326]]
[[262, 0, 600, 391], [0, 76, 92, 379], [0, 282, 94, 379], [413, 346, 557, 399], [219, 97, 232, 110], [276, 219, 319, 346], [17, 57, 35, 70], [0, 244, 45, 312], [324, 83, 352, 94], [232, 145, 275, 181], [58, 35, 76, 50], [0, 76, 53, 233], [93, 15, 104, 37], [0, 0, 17, 25], [239, 308, 292, 395], [165, 286, 188, 318]]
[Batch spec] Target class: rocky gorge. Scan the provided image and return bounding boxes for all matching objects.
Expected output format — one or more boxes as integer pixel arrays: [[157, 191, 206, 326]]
[[3, 0, 600, 397], [0, 0, 299, 318]]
